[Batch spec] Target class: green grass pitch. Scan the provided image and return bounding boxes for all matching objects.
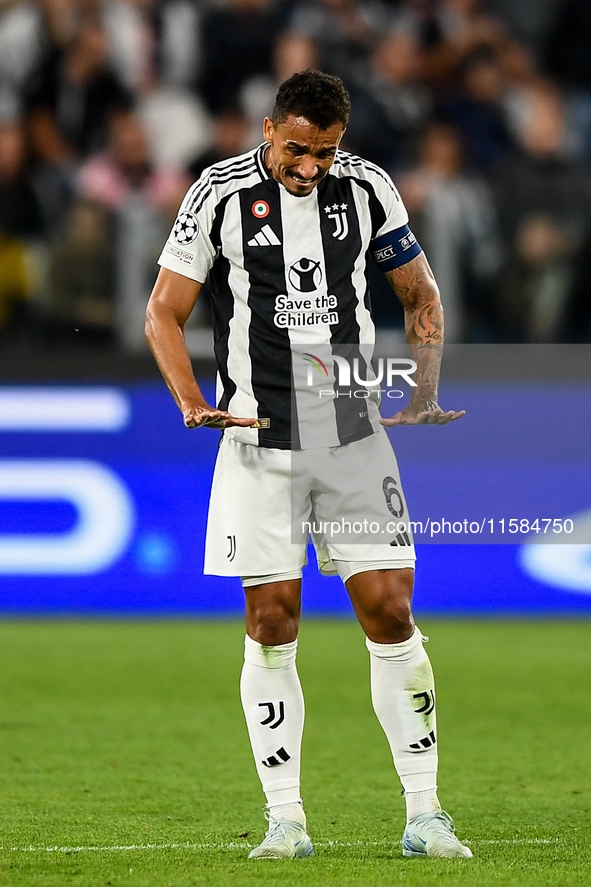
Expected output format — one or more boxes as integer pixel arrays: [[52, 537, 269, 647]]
[[1, 618, 590, 886]]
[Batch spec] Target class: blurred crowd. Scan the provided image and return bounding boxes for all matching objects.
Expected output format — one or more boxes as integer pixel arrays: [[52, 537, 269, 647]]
[[1, 0, 591, 350]]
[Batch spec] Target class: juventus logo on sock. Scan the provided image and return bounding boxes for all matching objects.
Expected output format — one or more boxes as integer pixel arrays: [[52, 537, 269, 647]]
[[412, 690, 435, 715], [262, 746, 291, 767], [258, 701, 285, 729], [409, 730, 437, 751]]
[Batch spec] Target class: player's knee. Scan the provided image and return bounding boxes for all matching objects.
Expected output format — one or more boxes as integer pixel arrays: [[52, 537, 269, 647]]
[[254, 598, 297, 625], [382, 597, 413, 632], [366, 594, 412, 630], [348, 569, 413, 627], [248, 609, 299, 646], [352, 585, 414, 642], [245, 586, 301, 645]]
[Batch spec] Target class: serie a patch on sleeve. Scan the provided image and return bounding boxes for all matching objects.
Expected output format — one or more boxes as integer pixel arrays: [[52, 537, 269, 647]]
[[370, 224, 422, 271]]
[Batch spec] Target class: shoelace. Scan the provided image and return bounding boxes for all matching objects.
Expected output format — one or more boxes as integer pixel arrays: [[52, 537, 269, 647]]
[[419, 811, 458, 840], [263, 811, 294, 840]]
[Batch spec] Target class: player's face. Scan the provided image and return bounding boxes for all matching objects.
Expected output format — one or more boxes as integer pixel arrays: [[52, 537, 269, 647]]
[[263, 115, 345, 197]]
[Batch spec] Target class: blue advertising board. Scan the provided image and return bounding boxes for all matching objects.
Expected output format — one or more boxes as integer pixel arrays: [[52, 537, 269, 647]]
[[0, 381, 590, 614]]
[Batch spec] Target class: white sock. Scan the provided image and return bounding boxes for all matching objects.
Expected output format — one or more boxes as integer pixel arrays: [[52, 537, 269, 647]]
[[366, 626, 440, 817], [404, 787, 441, 822], [268, 801, 306, 827], [240, 635, 305, 808]]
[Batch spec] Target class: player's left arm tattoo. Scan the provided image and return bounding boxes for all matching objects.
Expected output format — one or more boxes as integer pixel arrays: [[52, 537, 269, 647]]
[[384, 253, 444, 410], [385, 252, 443, 345]]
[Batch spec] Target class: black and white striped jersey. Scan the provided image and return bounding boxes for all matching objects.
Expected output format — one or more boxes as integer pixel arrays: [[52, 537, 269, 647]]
[[158, 143, 422, 449]]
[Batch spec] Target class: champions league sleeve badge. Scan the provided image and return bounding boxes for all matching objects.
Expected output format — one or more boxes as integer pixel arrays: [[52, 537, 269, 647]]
[[173, 210, 200, 245]]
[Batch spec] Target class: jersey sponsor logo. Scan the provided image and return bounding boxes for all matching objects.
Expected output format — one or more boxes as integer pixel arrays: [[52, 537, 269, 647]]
[[252, 200, 270, 218], [288, 258, 323, 292], [324, 202, 349, 240], [173, 210, 199, 245], [273, 293, 338, 328], [373, 245, 396, 263], [164, 243, 194, 264], [247, 224, 281, 246]]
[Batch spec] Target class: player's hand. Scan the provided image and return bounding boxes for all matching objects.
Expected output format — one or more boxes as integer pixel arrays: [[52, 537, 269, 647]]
[[380, 403, 466, 427], [182, 404, 259, 430]]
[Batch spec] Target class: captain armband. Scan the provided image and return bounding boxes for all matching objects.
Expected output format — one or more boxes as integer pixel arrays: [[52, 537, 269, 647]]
[[370, 224, 422, 272]]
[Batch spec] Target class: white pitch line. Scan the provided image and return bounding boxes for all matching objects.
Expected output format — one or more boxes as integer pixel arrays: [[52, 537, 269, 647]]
[[479, 839, 559, 845], [3, 843, 246, 854], [2, 838, 560, 853]]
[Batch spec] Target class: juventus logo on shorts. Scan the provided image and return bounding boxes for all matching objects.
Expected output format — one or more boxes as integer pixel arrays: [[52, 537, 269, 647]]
[[226, 535, 236, 561], [258, 701, 285, 729]]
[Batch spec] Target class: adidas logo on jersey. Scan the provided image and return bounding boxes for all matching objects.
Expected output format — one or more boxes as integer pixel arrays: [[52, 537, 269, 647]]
[[248, 224, 281, 246]]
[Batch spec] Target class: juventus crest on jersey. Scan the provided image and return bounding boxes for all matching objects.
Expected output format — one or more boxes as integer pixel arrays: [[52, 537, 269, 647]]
[[158, 143, 421, 449]]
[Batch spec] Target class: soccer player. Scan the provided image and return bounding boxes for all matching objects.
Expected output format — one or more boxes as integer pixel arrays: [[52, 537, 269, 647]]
[[145, 70, 470, 860]]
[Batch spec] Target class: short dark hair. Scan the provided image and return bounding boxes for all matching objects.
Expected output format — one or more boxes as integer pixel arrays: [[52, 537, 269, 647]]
[[272, 70, 351, 130]]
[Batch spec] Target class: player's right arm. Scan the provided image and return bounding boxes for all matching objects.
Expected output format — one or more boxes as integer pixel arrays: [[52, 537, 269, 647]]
[[145, 267, 256, 429], [382, 254, 465, 425], [363, 161, 465, 426]]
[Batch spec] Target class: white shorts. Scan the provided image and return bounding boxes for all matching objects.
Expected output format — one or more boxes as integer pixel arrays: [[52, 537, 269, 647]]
[[203, 429, 416, 578]]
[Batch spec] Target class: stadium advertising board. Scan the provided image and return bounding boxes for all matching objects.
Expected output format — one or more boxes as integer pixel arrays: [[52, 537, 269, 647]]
[[0, 375, 590, 614]]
